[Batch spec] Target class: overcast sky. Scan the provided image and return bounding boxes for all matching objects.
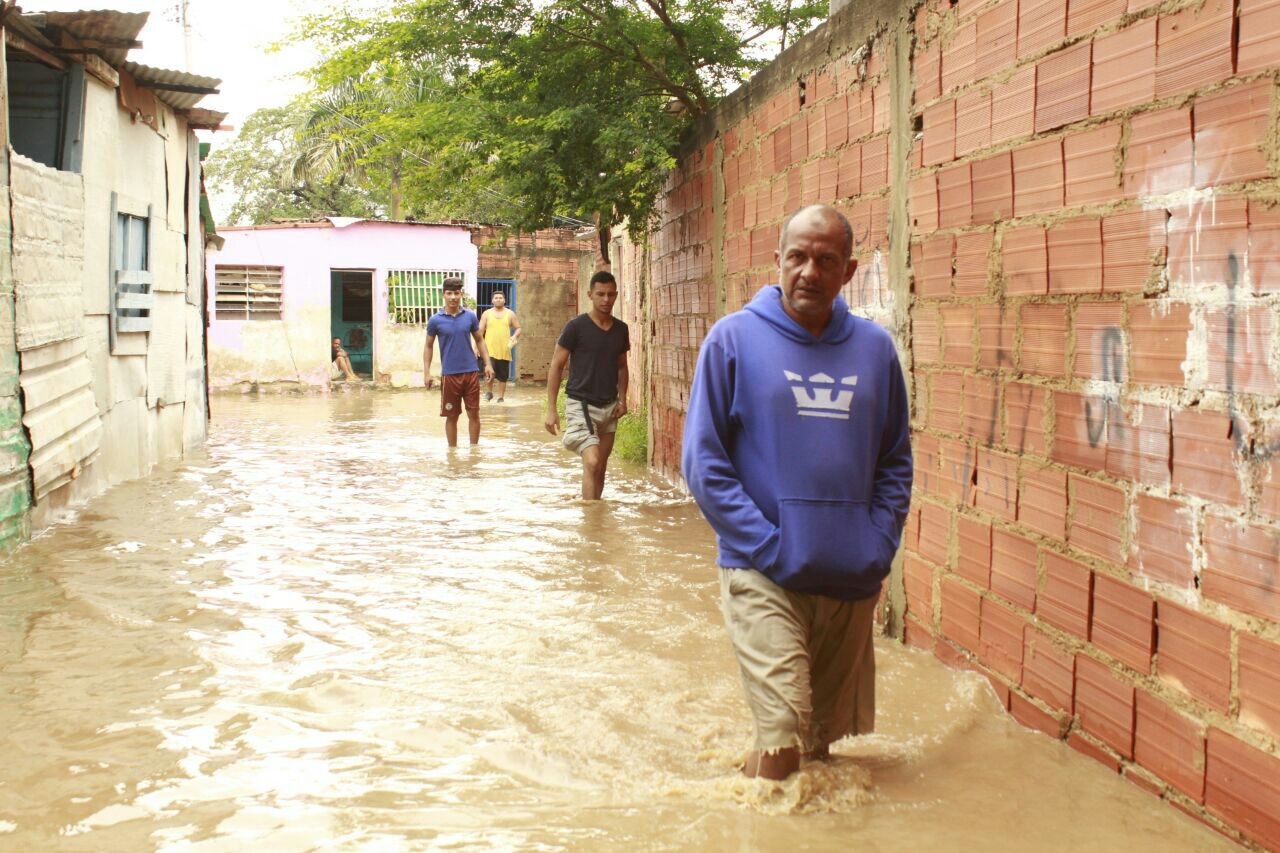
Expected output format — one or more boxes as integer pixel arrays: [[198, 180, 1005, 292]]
[[19, 0, 327, 126]]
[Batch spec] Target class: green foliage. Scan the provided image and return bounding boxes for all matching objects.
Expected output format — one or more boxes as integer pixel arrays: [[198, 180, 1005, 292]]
[[204, 103, 377, 225], [614, 408, 649, 465], [287, 0, 827, 235]]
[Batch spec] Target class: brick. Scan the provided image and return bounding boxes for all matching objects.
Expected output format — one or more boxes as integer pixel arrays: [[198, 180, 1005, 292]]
[[1022, 626, 1076, 712], [806, 111, 827, 161], [871, 81, 890, 135], [1090, 573, 1154, 674], [1013, 138, 1063, 217], [1128, 301, 1190, 386], [1250, 199, 1280, 294], [1205, 729, 1280, 852], [1090, 19, 1156, 115], [919, 501, 953, 566], [913, 435, 940, 499], [818, 155, 839, 202], [1202, 515, 1280, 622], [921, 234, 956, 298], [1067, 0, 1125, 37], [1019, 0, 1067, 59], [1124, 766, 1167, 799], [1102, 208, 1166, 293], [991, 66, 1036, 144], [991, 528, 1039, 609], [923, 99, 956, 166], [1038, 552, 1092, 639], [1205, 305, 1276, 396], [976, 1, 1019, 79], [904, 614, 934, 650], [823, 96, 849, 151], [1047, 217, 1103, 295], [1053, 391, 1108, 471], [971, 153, 1013, 225], [848, 85, 874, 140], [1168, 196, 1249, 288], [1010, 691, 1069, 738], [1075, 653, 1135, 758], [1020, 303, 1068, 378], [939, 438, 975, 502], [1238, 0, 1280, 75], [1064, 124, 1122, 207], [941, 575, 982, 653], [1106, 402, 1172, 490], [942, 20, 978, 94], [1002, 225, 1048, 295], [904, 553, 935, 621], [976, 305, 1013, 370], [1122, 107, 1192, 198], [1134, 691, 1206, 803], [956, 515, 993, 587], [1073, 302, 1125, 383], [962, 376, 1003, 445], [1155, 0, 1236, 100], [861, 136, 889, 194], [940, 304, 974, 366], [973, 445, 1017, 519], [909, 174, 938, 234], [935, 636, 973, 670], [1019, 465, 1068, 541], [980, 596, 1026, 680], [1172, 409, 1244, 506], [1005, 383, 1048, 455], [955, 91, 992, 159], [1156, 599, 1231, 713], [1068, 731, 1122, 772], [1035, 41, 1092, 133], [1133, 493, 1195, 587], [1195, 81, 1272, 189], [913, 302, 941, 364], [1238, 634, 1280, 738], [916, 42, 942, 104], [953, 232, 992, 296], [937, 162, 972, 229], [1070, 475, 1127, 565]]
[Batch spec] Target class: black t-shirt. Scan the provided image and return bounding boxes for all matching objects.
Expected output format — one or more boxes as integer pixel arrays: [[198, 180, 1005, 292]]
[[558, 313, 630, 405]]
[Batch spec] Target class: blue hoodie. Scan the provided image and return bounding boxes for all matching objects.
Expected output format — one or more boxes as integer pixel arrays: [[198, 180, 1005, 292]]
[[682, 285, 913, 601]]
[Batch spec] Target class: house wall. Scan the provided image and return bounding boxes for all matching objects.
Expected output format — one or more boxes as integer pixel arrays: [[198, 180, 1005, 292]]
[[645, 0, 1280, 846], [470, 225, 589, 382], [206, 222, 477, 389], [8, 66, 208, 528]]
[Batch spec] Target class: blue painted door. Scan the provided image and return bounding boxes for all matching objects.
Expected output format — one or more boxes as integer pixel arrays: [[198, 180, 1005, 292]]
[[331, 270, 373, 376]]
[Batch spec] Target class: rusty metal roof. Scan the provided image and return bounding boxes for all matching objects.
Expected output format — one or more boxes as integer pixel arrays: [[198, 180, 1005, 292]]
[[20, 9, 148, 66], [121, 61, 221, 110], [185, 107, 229, 130]]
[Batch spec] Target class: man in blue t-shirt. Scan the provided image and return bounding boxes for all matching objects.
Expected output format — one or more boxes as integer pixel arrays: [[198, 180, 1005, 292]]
[[544, 271, 630, 500], [424, 277, 494, 447]]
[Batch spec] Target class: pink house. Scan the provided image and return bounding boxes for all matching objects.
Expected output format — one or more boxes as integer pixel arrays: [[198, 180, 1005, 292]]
[[206, 218, 479, 389]]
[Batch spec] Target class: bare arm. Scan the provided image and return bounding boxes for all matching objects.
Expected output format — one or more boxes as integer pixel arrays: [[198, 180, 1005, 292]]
[[508, 312, 521, 346], [613, 352, 629, 419], [478, 310, 489, 338], [545, 344, 570, 435], [472, 328, 494, 380], [423, 334, 437, 388]]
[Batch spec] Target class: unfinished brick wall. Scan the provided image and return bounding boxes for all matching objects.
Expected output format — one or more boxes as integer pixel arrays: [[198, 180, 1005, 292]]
[[647, 0, 1280, 846]]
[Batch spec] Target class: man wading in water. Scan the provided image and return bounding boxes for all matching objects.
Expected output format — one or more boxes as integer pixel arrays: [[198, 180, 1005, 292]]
[[424, 277, 495, 447], [544, 271, 630, 500], [682, 204, 913, 780]]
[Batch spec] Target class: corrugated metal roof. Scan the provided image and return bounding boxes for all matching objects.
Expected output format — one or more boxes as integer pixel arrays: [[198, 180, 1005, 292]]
[[185, 107, 229, 129], [21, 10, 148, 66], [121, 61, 221, 110]]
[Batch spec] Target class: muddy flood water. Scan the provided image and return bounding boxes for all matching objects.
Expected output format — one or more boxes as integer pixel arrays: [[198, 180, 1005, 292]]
[[0, 392, 1237, 851]]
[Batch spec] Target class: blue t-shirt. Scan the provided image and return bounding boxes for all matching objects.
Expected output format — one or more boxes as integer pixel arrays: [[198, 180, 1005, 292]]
[[427, 308, 479, 376]]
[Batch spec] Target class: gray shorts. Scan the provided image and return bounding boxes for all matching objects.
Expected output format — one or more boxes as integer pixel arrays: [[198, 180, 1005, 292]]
[[562, 398, 618, 454], [720, 567, 877, 754]]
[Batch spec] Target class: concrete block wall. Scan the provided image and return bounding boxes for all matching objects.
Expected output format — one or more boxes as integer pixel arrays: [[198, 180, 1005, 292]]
[[648, 0, 1280, 846]]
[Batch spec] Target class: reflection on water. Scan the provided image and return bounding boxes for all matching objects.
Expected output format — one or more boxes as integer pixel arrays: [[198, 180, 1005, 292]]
[[0, 391, 1233, 850]]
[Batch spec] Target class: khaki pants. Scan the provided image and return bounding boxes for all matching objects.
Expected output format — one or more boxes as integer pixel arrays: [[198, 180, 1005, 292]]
[[720, 567, 877, 753]]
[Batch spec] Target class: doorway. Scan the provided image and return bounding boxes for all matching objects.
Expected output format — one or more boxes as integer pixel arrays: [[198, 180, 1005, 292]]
[[477, 278, 517, 375], [331, 270, 373, 376]]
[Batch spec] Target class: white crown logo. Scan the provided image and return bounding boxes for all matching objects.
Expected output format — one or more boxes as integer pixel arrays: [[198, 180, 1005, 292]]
[[785, 371, 858, 420]]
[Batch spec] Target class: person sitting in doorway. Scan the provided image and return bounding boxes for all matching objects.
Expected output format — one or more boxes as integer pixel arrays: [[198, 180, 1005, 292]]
[[331, 337, 359, 381], [479, 290, 521, 402]]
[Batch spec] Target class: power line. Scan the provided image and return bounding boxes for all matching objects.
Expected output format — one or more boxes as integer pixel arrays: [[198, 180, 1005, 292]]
[[308, 97, 593, 229]]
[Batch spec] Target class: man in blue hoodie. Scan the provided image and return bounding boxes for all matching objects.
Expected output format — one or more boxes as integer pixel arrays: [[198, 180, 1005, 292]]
[[682, 204, 912, 781]]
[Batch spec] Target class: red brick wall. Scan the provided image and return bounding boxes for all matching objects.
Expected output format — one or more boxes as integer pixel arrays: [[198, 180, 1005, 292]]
[[647, 0, 1280, 846]]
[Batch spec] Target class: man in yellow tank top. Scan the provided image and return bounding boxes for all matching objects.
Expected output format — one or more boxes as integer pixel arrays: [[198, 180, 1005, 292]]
[[478, 291, 521, 402]]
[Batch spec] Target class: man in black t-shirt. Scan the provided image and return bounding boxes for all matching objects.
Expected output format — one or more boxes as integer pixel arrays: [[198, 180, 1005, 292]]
[[545, 271, 630, 500]]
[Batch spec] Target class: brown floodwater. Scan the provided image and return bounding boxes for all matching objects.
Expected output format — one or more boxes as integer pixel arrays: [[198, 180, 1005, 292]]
[[0, 391, 1236, 851]]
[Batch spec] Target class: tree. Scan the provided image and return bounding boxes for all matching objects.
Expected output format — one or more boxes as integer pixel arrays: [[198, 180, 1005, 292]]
[[291, 0, 826, 236], [204, 103, 377, 225]]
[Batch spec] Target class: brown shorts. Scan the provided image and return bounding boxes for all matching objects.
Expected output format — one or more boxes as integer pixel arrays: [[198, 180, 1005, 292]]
[[440, 371, 480, 416]]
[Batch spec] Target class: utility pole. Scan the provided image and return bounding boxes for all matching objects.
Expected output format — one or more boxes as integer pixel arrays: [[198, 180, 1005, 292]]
[[181, 0, 192, 71]]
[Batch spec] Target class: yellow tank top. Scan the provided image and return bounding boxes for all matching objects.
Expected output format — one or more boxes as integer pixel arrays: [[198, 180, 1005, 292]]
[[484, 309, 512, 360]]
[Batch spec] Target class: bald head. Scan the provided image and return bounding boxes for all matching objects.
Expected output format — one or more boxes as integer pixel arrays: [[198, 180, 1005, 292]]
[[779, 205, 854, 261]]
